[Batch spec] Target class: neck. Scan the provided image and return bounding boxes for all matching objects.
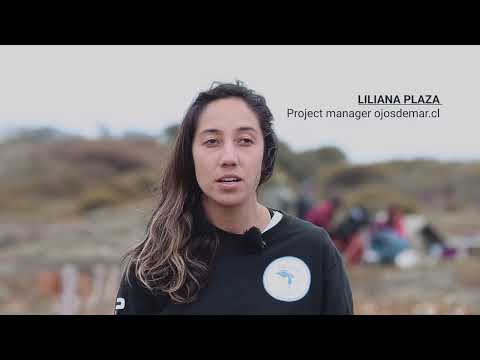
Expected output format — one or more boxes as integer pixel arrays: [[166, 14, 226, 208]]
[[202, 195, 271, 235]]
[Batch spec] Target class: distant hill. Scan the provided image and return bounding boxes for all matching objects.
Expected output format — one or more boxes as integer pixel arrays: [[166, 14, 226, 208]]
[[0, 128, 479, 218], [0, 136, 169, 217]]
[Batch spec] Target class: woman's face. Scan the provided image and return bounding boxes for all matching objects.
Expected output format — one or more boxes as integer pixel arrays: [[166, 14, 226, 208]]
[[192, 97, 265, 208]]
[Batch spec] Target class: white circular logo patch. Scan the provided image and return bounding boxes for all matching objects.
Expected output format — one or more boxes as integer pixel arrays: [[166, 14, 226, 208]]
[[263, 256, 311, 302]]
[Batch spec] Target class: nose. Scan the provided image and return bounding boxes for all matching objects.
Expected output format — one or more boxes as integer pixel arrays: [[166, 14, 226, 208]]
[[219, 141, 239, 168]]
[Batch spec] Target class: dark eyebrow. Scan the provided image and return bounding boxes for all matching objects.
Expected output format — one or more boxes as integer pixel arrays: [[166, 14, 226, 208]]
[[198, 127, 258, 136], [198, 129, 221, 136], [236, 127, 258, 134]]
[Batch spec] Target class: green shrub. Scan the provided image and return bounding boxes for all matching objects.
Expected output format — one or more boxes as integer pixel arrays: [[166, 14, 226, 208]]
[[323, 164, 389, 189], [343, 184, 420, 214], [76, 188, 124, 213]]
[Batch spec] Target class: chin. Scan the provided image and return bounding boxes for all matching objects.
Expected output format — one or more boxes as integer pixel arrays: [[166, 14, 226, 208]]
[[205, 192, 249, 208]]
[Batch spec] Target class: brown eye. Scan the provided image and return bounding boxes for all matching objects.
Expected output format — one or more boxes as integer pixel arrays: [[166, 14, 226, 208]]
[[204, 139, 219, 146], [239, 138, 254, 145]]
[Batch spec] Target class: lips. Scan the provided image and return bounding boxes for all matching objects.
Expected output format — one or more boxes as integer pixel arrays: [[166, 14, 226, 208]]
[[216, 175, 242, 183]]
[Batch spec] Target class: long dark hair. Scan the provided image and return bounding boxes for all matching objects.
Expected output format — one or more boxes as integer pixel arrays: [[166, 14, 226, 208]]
[[122, 80, 278, 303]]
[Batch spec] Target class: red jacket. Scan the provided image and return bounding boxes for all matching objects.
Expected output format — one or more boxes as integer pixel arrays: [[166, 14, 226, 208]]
[[305, 201, 336, 229]]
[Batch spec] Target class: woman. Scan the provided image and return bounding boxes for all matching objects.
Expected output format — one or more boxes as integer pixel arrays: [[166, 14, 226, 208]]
[[370, 205, 410, 264], [114, 81, 353, 314]]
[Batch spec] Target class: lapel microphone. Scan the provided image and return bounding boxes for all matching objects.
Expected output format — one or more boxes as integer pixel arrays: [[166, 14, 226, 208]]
[[244, 226, 267, 254], [192, 202, 268, 254]]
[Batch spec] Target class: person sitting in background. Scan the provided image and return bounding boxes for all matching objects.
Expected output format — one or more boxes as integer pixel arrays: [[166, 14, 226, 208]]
[[420, 223, 457, 259], [385, 205, 407, 238], [370, 205, 411, 264], [305, 196, 343, 234], [331, 206, 371, 266]]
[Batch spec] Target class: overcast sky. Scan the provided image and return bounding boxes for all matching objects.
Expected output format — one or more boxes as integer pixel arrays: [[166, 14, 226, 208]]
[[0, 45, 479, 164]]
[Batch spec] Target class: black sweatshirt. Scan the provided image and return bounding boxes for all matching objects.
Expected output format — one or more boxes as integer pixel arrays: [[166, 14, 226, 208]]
[[115, 210, 354, 315]]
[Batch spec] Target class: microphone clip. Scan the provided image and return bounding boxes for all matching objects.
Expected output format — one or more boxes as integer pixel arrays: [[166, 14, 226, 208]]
[[244, 226, 267, 254]]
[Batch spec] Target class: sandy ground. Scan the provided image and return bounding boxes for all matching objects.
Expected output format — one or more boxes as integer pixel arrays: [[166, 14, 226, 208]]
[[1, 202, 479, 315], [349, 260, 480, 314]]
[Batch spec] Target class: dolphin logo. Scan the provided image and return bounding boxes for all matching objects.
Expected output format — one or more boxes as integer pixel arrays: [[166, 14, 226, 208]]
[[276, 270, 295, 285], [263, 257, 311, 302]]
